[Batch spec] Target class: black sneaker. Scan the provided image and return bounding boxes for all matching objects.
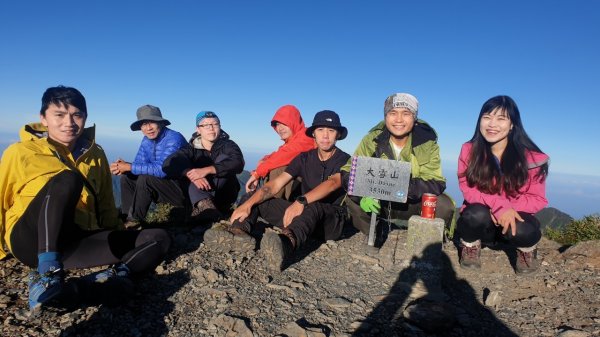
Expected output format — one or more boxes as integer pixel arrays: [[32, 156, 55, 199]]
[[75, 264, 134, 306], [79, 263, 130, 283]]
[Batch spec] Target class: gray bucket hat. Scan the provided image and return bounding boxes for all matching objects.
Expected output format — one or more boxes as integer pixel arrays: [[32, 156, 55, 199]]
[[130, 105, 171, 131]]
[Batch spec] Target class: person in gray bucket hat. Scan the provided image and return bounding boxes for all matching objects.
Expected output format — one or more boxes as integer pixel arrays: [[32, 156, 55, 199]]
[[110, 104, 187, 228], [130, 105, 172, 131]]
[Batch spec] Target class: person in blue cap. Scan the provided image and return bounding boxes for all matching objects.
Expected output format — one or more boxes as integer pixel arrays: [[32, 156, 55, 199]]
[[163, 111, 245, 223]]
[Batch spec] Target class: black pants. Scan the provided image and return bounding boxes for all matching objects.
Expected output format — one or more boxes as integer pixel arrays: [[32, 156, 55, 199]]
[[120, 173, 185, 220], [457, 203, 541, 248], [232, 198, 346, 247], [346, 193, 455, 235], [10, 170, 171, 274], [188, 175, 240, 214]]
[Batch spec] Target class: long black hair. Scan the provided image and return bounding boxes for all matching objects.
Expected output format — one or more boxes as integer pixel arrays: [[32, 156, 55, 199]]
[[463, 95, 548, 196]]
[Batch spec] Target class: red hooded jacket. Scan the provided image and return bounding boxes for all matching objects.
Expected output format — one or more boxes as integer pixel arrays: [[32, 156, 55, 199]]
[[253, 105, 315, 178]]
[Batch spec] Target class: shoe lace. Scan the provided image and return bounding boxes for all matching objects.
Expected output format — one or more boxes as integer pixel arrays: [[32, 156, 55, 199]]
[[518, 250, 532, 267], [282, 229, 297, 250], [462, 245, 479, 260], [29, 269, 63, 302]]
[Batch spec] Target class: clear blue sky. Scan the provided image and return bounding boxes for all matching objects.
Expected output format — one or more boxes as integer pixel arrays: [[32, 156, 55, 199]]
[[1, 0, 599, 218]]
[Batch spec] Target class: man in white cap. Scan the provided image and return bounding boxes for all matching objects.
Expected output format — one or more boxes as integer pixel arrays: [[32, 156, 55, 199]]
[[341, 93, 454, 241], [110, 105, 187, 227]]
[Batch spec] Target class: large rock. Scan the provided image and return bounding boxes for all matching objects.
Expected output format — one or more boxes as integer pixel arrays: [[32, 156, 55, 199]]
[[403, 216, 446, 292], [402, 299, 456, 333], [280, 321, 329, 337], [406, 215, 445, 261], [208, 314, 254, 337], [561, 240, 600, 268]]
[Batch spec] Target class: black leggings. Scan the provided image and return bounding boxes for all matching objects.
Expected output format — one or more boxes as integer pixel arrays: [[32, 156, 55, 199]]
[[457, 203, 541, 248], [10, 170, 171, 274]]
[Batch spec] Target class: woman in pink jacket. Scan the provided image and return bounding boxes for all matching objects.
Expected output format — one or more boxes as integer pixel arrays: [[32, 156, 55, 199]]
[[457, 95, 549, 274]]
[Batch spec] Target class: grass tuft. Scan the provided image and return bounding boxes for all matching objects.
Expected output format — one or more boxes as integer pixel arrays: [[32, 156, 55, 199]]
[[545, 215, 600, 245]]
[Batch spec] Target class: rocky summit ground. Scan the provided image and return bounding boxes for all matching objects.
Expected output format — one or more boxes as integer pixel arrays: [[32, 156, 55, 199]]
[[1, 221, 599, 337]]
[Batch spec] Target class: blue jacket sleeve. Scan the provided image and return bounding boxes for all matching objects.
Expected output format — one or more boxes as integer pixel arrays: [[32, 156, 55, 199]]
[[131, 129, 187, 177]]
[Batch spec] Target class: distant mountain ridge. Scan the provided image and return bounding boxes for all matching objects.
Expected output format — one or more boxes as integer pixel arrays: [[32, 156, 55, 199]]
[[535, 207, 574, 231]]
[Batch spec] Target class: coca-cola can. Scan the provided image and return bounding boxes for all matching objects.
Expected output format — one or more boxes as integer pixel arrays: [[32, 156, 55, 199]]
[[421, 193, 437, 219]]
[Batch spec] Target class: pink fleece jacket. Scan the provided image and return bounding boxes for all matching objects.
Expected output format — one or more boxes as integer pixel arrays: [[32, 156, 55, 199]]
[[253, 105, 316, 178], [458, 142, 549, 218]]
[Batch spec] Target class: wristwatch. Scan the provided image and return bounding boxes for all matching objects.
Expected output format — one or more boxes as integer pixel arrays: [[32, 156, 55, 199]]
[[296, 195, 308, 206]]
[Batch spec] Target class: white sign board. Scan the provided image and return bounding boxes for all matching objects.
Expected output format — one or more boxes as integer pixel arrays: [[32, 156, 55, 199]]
[[347, 156, 412, 203]]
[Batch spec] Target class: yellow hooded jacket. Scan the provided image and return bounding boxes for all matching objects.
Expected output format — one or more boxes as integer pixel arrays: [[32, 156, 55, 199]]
[[0, 123, 122, 260]]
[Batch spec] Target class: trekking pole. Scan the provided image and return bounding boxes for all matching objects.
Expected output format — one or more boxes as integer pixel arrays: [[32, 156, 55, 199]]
[[367, 212, 377, 246]]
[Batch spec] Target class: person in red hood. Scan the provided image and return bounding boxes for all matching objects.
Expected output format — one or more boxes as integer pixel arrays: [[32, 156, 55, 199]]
[[245, 105, 316, 199]]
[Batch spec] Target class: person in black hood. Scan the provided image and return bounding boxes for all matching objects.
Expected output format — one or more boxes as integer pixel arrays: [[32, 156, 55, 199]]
[[163, 111, 245, 223]]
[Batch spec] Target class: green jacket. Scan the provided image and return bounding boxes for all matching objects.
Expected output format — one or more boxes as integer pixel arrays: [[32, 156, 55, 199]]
[[341, 119, 446, 202]]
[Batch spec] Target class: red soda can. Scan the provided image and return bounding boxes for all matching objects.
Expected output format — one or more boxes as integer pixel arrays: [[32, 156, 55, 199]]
[[421, 193, 438, 219]]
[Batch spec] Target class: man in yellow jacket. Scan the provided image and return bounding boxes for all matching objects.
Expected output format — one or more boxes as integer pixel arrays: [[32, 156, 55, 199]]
[[0, 86, 171, 312]]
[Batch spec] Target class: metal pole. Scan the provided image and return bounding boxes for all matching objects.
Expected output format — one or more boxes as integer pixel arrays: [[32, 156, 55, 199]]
[[367, 212, 377, 246]]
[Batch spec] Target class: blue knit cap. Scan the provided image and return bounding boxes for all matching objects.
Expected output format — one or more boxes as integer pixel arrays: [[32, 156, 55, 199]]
[[196, 111, 220, 126]]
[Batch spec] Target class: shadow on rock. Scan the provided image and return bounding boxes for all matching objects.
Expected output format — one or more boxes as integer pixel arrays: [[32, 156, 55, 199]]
[[160, 225, 208, 264], [352, 243, 519, 337], [60, 270, 190, 337], [285, 222, 360, 271]]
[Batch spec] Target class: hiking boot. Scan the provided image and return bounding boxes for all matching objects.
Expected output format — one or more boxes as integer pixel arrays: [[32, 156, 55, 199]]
[[28, 269, 65, 311], [515, 248, 539, 275], [261, 229, 296, 272], [203, 221, 256, 253], [459, 241, 481, 270], [229, 227, 257, 252], [124, 219, 141, 229], [79, 263, 130, 284], [191, 198, 223, 224], [76, 264, 134, 305]]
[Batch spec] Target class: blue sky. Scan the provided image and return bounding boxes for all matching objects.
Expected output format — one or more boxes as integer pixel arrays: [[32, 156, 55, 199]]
[[1, 1, 599, 218]]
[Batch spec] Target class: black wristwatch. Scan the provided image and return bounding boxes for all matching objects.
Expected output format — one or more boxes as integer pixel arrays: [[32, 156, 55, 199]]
[[296, 195, 308, 206]]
